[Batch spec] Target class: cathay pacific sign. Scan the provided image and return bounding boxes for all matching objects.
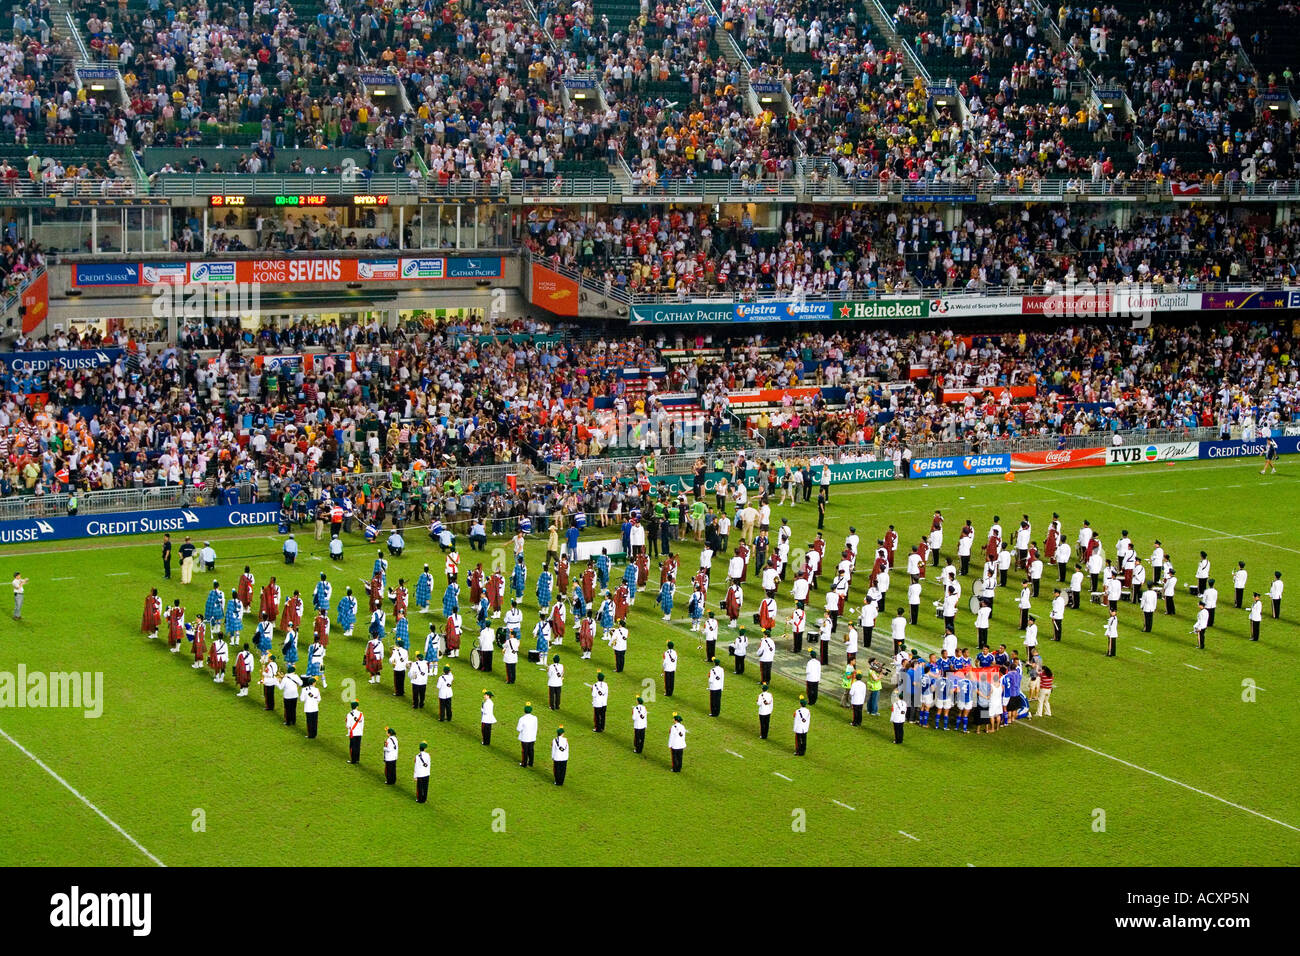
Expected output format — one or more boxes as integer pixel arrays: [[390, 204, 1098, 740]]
[[0, 503, 282, 544]]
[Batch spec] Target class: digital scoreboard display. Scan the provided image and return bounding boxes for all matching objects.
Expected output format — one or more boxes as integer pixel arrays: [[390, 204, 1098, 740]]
[[208, 195, 390, 207]]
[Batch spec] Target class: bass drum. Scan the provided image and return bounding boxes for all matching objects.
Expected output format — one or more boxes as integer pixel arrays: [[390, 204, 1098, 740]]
[[968, 595, 982, 615], [469, 647, 482, 670]]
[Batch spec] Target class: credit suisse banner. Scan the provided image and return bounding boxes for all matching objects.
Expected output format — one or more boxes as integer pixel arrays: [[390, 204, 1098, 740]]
[[0, 502, 283, 545], [72, 257, 503, 287], [910, 453, 1010, 478], [1105, 441, 1199, 465], [1010, 447, 1108, 472], [0, 348, 123, 372], [1198, 437, 1300, 459]]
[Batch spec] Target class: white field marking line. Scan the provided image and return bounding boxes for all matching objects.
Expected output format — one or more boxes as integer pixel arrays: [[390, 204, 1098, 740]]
[[106, 571, 129, 576], [51, 576, 75, 581], [1015, 721, 1300, 833], [1078, 629, 1096, 635], [0, 726, 167, 867], [772, 771, 793, 781], [1132, 646, 1153, 654], [1184, 663, 1204, 671], [831, 799, 856, 811], [725, 749, 745, 759], [1043, 485, 1300, 556], [898, 830, 921, 842]]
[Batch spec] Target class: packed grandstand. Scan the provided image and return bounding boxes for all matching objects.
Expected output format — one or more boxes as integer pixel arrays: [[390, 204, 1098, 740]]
[[2, 0, 1299, 517]]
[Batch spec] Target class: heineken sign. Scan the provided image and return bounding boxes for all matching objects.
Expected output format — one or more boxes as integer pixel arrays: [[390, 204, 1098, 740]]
[[832, 299, 930, 320]]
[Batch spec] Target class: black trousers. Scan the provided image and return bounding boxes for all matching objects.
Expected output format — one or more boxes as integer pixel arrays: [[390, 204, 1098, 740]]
[[393, 671, 405, 696], [806, 680, 818, 705], [439, 698, 452, 721], [283, 697, 297, 726], [1235, 588, 1243, 608], [554, 761, 567, 785], [910, 605, 919, 625], [305, 710, 318, 738], [705, 639, 716, 660], [633, 728, 645, 753], [1273, 598, 1281, 619], [1107, 637, 1117, 657], [506, 661, 516, 683], [615, 649, 625, 672], [819, 640, 829, 665], [1091, 573, 1099, 592], [1132, 584, 1141, 603], [664, 670, 675, 696], [999, 569, 1008, 587], [852, 704, 863, 726], [760, 660, 772, 683], [759, 714, 770, 738], [1251, 620, 1260, 641], [1143, 611, 1153, 632], [960, 555, 970, 576], [734, 656, 745, 675], [943, 617, 954, 636], [416, 776, 429, 802], [1207, 607, 1216, 627], [893, 722, 904, 744], [1019, 608, 1029, 629], [163, 557, 171, 578], [863, 626, 873, 648], [480, 650, 493, 672], [549, 686, 561, 710], [1032, 579, 1041, 597], [709, 689, 722, 716], [264, 686, 275, 711], [520, 741, 535, 766], [671, 748, 683, 772], [1053, 618, 1063, 641], [792, 632, 803, 653], [1198, 578, 1208, 594], [794, 732, 807, 755], [1058, 563, 1067, 582], [1166, 596, 1176, 614], [594, 706, 607, 732], [829, 610, 839, 632], [349, 736, 361, 763], [977, 627, 989, 648], [412, 683, 426, 708], [482, 722, 493, 745], [385, 759, 396, 785], [1196, 629, 1206, 650]]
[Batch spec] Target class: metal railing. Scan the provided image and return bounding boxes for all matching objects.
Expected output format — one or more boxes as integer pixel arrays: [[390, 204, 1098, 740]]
[[546, 426, 1223, 477]]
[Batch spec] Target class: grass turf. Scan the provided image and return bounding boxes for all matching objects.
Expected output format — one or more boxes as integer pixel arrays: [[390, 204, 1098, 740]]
[[1, 457, 1298, 866]]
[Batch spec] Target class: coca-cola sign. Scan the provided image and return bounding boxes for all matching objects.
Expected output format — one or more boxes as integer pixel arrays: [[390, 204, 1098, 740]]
[[1010, 447, 1108, 472]]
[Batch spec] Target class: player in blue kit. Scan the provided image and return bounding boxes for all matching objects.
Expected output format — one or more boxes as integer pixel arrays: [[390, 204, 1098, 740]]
[[955, 673, 975, 733], [936, 672, 954, 730], [976, 647, 995, 667]]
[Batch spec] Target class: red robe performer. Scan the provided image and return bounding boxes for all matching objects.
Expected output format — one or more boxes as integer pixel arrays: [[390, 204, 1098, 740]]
[[364, 637, 383, 677], [635, 552, 650, 588], [207, 638, 220, 673], [916, 540, 929, 579], [141, 590, 162, 635], [444, 613, 461, 654], [192, 618, 207, 666], [555, 556, 570, 597], [392, 583, 408, 615], [758, 595, 778, 632], [884, 527, 898, 568], [660, 554, 678, 586], [725, 582, 743, 624], [614, 582, 630, 621], [368, 573, 385, 612], [237, 568, 255, 609], [986, 532, 1001, 562], [234, 648, 253, 691], [580, 565, 596, 605], [469, 565, 485, 605], [578, 615, 595, 656], [693, 568, 709, 595], [735, 542, 750, 582], [166, 604, 186, 650], [549, 601, 567, 643], [280, 592, 303, 632], [487, 571, 504, 614], [1043, 526, 1059, 563], [260, 580, 281, 622], [313, 610, 330, 648], [870, 554, 886, 590]]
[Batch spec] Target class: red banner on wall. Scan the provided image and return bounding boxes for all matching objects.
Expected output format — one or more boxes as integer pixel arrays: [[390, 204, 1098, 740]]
[[21, 271, 49, 334], [530, 263, 579, 316], [1010, 447, 1107, 472], [941, 384, 1037, 404]]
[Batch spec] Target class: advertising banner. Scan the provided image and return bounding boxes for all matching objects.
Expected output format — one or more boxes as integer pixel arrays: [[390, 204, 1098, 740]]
[[1010, 447, 1108, 472], [832, 299, 929, 321], [530, 263, 579, 316], [75, 257, 501, 288], [1021, 293, 1114, 316], [0, 348, 123, 372], [927, 296, 1023, 317], [1197, 437, 1300, 459], [629, 303, 748, 325], [0, 502, 283, 545], [1201, 291, 1292, 311], [73, 263, 140, 286], [909, 453, 1010, 478], [1105, 441, 1200, 465], [19, 271, 48, 334], [650, 462, 894, 493], [140, 263, 188, 285], [357, 258, 400, 280], [941, 385, 1037, 404]]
